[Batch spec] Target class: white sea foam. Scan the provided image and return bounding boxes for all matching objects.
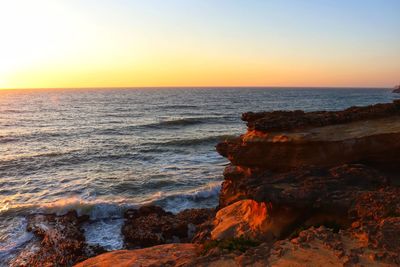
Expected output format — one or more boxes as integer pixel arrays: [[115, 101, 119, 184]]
[[153, 182, 222, 213], [0, 182, 221, 257], [83, 218, 125, 251], [35, 196, 134, 219], [0, 217, 34, 266]]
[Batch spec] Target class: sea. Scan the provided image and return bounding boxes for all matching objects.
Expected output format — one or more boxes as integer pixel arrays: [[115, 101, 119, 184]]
[[0, 87, 397, 264]]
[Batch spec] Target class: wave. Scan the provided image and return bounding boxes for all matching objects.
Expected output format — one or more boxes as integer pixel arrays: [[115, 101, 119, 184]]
[[0, 137, 18, 144], [0, 181, 221, 219], [0, 149, 80, 165], [151, 182, 222, 213], [165, 135, 235, 146], [0, 197, 134, 220], [0, 182, 221, 258], [160, 104, 199, 110], [0, 217, 34, 265], [1, 109, 26, 114], [0, 130, 77, 144], [142, 116, 233, 129], [39, 197, 132, 219], [139, 134, 235, 152]]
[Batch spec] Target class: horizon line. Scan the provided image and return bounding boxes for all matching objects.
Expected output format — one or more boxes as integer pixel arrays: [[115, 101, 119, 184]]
[[0, 85, 393, 91]]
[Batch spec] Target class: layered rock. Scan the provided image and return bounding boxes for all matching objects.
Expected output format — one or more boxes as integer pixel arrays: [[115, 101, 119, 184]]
[[219, 163, 387, 209], [217, 100, 400, 172], [211, 100, 400, 265], [217, 101, 400, 218]]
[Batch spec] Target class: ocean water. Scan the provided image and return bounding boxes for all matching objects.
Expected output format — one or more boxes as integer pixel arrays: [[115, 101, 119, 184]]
[[0, 88, 397, 263]]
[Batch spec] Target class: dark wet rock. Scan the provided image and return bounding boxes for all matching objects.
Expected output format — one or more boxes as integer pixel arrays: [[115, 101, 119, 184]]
[[11, 211, 91, 267], [122, 206, 214, 248]]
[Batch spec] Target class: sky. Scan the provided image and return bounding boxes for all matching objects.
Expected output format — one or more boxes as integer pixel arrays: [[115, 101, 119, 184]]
[[0, 0, 399, 89]]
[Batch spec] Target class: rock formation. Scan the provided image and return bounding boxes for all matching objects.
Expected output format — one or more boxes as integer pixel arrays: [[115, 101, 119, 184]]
[[122, 206, 214, 248], [211, 100, 400, 266], [217, 100, 400, 172], [10, 211, 104, 267], [211, 199, 271, 240]]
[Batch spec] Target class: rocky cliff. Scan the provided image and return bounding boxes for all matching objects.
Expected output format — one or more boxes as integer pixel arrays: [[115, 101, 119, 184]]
[[211, 100, 400, 265], [14, 101, 400, 266]]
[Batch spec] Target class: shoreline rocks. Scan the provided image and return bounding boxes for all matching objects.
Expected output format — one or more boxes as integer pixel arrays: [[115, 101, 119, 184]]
[[212, 100, 400, 266], [10, 211, 104, 267], [122, 206, 214, 249]]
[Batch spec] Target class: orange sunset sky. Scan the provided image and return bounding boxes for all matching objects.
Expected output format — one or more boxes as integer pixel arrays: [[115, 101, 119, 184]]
[[0, 0, 399, 89]]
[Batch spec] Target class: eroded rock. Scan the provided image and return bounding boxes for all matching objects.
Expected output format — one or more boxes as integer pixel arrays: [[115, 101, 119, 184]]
[[219, 164, 387, 213], [217, 101, 400, 172], [349, 187, 400, 261], [11, 211, 90, 267], [212, 101, 400, 266], [212, 200, 271, 241], [268, 226, 399, 267], [242, 100, 400, 132], [122, 206, 213, 248]]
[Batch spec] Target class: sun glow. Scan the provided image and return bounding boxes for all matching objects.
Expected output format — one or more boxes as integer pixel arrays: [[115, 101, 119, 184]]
[[0, 1, 73, 87], [0, 1, 399, 89]]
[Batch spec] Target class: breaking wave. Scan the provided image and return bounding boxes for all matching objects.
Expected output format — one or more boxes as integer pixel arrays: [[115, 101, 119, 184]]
[[0, 181, 221, 220]]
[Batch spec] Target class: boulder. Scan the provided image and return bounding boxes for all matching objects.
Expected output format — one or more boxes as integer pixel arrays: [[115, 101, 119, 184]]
[[11, 211, 91, 267], [211, 199, 296, 241], [211, 200, 270, 240], [122, 206, 213, 248]]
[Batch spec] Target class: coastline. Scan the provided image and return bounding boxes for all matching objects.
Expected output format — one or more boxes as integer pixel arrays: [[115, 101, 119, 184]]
[[7, 100, 400, 266]]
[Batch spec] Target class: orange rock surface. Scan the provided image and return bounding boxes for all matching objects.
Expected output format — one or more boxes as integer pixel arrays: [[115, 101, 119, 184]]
[[74, 244, 199, 267]]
